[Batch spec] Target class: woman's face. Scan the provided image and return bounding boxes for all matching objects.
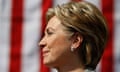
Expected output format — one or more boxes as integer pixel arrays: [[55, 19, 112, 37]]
[[39, 16, 73, 67]]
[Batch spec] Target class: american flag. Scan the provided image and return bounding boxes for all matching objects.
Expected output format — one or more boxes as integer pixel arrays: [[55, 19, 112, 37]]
[[0, 0, 120, 72]]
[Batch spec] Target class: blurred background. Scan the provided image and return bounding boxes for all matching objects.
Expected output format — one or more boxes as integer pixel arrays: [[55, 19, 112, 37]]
[[0, 0, 120, 72]]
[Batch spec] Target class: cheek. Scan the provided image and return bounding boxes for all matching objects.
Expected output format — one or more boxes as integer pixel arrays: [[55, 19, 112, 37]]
[[48, 35, 71, 60], [49, 35, 70, 51]]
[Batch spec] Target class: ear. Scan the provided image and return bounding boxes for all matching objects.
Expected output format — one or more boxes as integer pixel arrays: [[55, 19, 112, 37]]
[[71, 33, 83, 49]]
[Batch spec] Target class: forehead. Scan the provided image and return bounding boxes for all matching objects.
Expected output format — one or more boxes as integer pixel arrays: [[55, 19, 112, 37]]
[[46, 16, 63, 29]]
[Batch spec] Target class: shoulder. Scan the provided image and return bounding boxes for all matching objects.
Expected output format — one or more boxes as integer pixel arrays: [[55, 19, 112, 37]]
[[85, 69, 95, 72]]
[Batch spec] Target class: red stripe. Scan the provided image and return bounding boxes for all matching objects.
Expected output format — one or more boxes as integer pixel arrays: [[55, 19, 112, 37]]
[[40, 0, 52, 72], [101, 0, 114, 72], [10, 0, 23, 72]]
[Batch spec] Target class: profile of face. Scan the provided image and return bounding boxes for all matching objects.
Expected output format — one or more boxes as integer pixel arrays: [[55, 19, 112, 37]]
[[39, 1, 108, 70], [39, 16, 83, 68]]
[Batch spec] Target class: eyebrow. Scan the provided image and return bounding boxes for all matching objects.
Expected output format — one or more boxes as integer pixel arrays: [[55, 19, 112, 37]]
[[45, 27, 55, 32]]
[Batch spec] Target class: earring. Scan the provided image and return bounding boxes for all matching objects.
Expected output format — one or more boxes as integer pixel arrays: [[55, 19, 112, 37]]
[[71, 47, 74, 52]]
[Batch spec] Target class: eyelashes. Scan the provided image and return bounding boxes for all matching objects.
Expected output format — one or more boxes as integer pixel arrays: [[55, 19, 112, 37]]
[[47, 30, 53, 35], [45, 28, 54, 36]]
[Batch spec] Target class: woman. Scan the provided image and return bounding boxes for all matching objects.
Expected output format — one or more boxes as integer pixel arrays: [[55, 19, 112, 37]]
[[39, 1, 108, 72]]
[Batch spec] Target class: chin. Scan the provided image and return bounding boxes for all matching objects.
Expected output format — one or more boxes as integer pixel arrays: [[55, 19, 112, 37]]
[[43, 56, 58, 68], [43, 59, 52, 66], [44, 63, 54, 68], [43, 59, 57, 68]]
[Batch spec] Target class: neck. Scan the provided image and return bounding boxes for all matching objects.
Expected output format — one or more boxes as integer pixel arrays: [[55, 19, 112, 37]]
[[57, 65, 85, 72], [56, 55, 85, 72]]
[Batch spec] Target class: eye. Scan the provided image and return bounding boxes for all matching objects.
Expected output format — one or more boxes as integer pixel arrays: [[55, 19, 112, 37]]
[[47, 31, 53, 35], [46, 28, 54, 35]]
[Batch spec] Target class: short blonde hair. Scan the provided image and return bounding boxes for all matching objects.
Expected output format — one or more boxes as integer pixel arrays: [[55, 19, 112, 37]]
[[46, 1, 108, 70]]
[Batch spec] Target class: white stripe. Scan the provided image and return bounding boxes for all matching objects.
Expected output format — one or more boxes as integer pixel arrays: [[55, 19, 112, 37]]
[[0, 0, 1, 25], [21, 0, 42, 72], [0, 0, 2, 16], [114, 0, 120, 72], [53, 0, 70, 6], [0, 0, 11, 72]]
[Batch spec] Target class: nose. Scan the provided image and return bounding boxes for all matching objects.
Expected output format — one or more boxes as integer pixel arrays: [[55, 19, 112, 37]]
[[38, 37, 46, 48]]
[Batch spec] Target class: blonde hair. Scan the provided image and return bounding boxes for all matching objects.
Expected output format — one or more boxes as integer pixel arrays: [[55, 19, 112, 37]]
[[46, 1, 108, 70]]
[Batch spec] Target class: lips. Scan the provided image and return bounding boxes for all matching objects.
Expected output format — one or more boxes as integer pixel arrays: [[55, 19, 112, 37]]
[[42, 49, 50, 57]]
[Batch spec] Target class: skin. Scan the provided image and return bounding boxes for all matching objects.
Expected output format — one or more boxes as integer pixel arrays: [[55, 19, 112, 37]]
[[39, 16, 84, 72]]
